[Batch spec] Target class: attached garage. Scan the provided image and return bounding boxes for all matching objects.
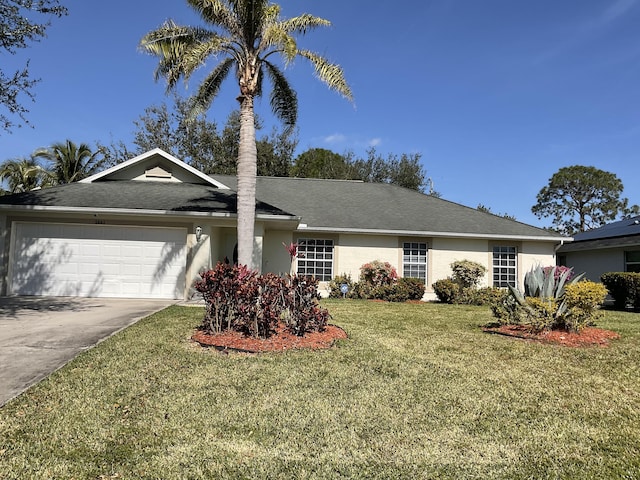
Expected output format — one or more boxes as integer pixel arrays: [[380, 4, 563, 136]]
[[9, 223, 187, 299]]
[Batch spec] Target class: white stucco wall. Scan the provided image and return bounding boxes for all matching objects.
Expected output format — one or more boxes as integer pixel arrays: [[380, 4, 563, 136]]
[[263, 230, 294, 275], [335, 234, 400, 280], [430, 238, 491, 289], [519, 241, 558, 284]]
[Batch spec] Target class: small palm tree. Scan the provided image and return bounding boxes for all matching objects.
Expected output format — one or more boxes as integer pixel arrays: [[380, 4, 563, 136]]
[[0, 157, 52, 193], [140, 0, 352, 269], [33, 140, 104, 184]]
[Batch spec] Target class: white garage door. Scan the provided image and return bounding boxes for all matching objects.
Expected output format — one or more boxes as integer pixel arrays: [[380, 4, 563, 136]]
[[10, 223, 187, 299]]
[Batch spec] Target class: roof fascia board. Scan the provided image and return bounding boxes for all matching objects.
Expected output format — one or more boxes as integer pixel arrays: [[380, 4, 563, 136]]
[[80, 148, 230, 189], [0, 204, 298, 222], [296, 225, 571, 242]]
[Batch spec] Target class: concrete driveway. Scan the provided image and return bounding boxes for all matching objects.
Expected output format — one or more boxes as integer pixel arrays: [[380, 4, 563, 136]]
[[0, 297, 174, 407]]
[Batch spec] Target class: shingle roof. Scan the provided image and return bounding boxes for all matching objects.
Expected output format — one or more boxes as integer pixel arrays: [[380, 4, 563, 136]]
[[557, 215, 640, 252], [0, 181, 292, 217], [212, 175, 565, 240], [0, 174, 567, 241]]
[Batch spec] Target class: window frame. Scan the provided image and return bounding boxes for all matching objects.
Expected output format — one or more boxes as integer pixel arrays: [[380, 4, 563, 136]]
[[625, 251, 640, 273], [402, 241, 428, 282], [296, 238, 334, 281], [492, 245, 517, 288]]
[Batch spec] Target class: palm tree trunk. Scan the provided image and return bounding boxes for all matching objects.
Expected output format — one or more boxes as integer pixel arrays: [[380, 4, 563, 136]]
[[236, 94, 258, 269]]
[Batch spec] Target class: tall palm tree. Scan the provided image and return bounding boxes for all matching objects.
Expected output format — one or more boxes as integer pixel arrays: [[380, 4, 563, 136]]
[[140, 0, 352, 269], [33, 140, 104, 184], [0, 157, 51, 193]]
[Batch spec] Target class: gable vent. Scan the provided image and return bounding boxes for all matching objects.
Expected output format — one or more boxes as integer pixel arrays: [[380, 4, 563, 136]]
[[145, 166, 172, 179]]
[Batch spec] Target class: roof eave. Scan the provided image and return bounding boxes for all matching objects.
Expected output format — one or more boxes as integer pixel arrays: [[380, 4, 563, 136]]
[[0, 204, 299, 223], [296, 225, 570, 242]]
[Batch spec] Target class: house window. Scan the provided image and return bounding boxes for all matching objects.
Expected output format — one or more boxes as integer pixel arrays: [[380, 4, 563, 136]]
[[297, 239, 334, 281], [493, 246, 517, 287], [403, 242, 427, 281], [625, 251, 640, 273]]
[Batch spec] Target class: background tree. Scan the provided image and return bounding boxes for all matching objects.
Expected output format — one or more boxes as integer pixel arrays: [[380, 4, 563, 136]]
[[291, 148, 350, 179], [477, 204, 516, 221], [532, 165, 639, 235], [349, 148, 431, 192], [140, 0, 352, 269], [33, 140, 105, 184], [0, 0, 67, 132], [119, 99, 297, 176], [291, 146, 435, 194], [0, 156, 51, 193], [256, 127, 296, 176]]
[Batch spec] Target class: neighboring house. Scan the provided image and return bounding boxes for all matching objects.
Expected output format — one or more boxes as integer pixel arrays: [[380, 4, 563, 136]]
[[0, 148, 569, 300], [557, 215, 640, 282]]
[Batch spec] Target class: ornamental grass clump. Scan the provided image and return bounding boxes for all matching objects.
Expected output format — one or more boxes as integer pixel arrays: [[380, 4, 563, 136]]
[[490, 265, 607, 333]]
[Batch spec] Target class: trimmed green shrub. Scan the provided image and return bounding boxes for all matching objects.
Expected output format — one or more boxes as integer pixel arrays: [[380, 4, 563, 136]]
[[562, 281, 608, 332], [432, 278, 460, 304], [330, 263, 424, 303], [398, 277, 426, 300], [328, 273, 357, 299], [371, 284, 410, 302], [601, 272, 640, 310], [451, 260, 487, 289], [461, 286, 506, 306]]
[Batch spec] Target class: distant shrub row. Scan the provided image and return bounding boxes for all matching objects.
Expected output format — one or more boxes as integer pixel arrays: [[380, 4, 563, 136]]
[[328, 260, 425, 302], [431, 260, 502, 306], [601, 272, 640, 310]]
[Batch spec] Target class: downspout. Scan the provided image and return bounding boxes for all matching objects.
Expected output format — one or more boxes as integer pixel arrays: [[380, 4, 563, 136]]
[[554, 240, 565, 266]]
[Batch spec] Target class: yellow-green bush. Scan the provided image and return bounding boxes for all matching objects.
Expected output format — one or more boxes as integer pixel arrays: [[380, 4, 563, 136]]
[[524, 297, 558, 333], [562, 281, 608, 332]]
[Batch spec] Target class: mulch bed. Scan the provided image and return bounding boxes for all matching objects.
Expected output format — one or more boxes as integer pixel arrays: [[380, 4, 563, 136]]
[[483, 324, 620, 347], [192, 323, 348, 353]]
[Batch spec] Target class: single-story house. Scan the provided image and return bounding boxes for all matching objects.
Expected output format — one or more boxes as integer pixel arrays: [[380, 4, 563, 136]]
[[557, 215, 640, 281], [0, 148, 569, 300]]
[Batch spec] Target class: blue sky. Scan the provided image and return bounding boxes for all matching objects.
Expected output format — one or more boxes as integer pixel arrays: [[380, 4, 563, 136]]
[[3, 0, 640, 227]]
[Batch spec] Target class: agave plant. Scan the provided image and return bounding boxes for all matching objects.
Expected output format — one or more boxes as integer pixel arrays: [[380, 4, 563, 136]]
[[523, 265, 584, 300], [507, 265, 585, 324]]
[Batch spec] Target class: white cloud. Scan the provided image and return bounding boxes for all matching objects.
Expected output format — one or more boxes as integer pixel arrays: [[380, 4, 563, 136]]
[[601, 0, 637, 24], [323, 133, 347, 144], [368, 138, 382, 147]]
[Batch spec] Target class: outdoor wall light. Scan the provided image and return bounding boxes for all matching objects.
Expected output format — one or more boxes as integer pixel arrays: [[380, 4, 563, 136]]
[[195, 226, 203, 242]]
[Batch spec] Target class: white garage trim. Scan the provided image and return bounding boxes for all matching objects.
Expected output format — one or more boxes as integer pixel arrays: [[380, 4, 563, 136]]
[[9, 222, 187, 299]]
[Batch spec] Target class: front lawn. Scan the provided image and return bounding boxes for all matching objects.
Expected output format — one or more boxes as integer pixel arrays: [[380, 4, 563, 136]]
[[1, 301, 639, 479]]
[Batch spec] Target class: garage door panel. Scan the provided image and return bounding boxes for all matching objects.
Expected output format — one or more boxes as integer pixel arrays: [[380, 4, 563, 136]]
[[10, 223, 187, 299]]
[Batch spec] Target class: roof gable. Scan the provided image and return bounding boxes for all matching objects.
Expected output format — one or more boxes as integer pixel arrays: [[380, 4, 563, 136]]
[[81, 148, 229, 188]]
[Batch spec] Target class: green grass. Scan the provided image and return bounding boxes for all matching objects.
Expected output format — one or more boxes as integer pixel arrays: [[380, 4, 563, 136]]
[[1, 300, 639, 479]]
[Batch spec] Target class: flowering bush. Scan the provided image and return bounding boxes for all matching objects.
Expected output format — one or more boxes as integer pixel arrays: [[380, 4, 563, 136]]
[[360, 260, 398, 287], [543, 265, 574, 283]]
